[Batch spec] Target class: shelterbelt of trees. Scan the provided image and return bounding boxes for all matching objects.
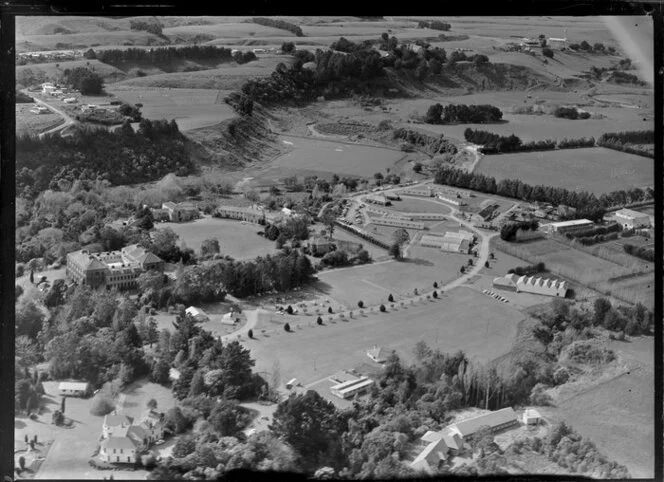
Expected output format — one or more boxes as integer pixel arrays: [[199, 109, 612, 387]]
[[597, 130, 655, 158], [464, 128, 596, 154], [434, 166, 653, 222], [16, 119, 194, 197], [95, 46, 236, 66], [425, 103, 503, 125]]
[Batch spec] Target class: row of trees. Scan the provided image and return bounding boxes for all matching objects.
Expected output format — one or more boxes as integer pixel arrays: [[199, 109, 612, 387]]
[[597, 130, 654, 158], [417, 20, 451, 31], [575, 232, 619, 246], [392, 128, 458, 155], [622, 243, 655, 262], [16, 118, 193, 196], [564, 222, 622, 240], [433, 166, 608, 222], [425, 103, 503, 124], [553, 106, 591, 120], [464, 129, 598, 153], [251, 17, 304, 36], [96, 45, 235, 66], [507, 262, 547, 276], [569, 40, 615, 55]]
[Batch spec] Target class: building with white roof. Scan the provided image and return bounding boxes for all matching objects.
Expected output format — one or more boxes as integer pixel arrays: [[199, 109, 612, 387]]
[[58, 381, 90, 397], [493, 273, 568, 297], [541, 219, 593, 234], [330, 376, 374, 399], [522, 408, 543, 425], [448, 407, 519, 440], [185, 306, 209, 322], [613, 208, 651, 230]]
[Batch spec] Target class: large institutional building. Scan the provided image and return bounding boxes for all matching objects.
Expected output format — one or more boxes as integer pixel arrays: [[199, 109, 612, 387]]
[[152, 202, 199, 222], [216, 204, 266, 224], [66, 245, 164, 289], [493, 273, 568, 297], [420, 231, 474, 254], [613, 208, 651, 230], [540, 219, 593, 235]]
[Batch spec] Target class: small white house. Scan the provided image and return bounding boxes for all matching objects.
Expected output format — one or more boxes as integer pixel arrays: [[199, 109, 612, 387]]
[[58, 381, 90, 397], [221, 312, 239, 325], [185, 306, 209, 322], [367, 346, 389, 363], [522, 408, 543, 425], [286, 378, 298, 389], [63, 97, 78, 103]]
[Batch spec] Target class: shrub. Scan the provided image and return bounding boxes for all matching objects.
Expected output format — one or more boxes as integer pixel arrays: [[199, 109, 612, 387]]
[[90, 395, 115, 416], [553, 366, 570, 385], [317, 316, 322, 325], [357, 300, 364, 308], [542, 47, 554, 58], [388, 294, 394, 302], [286, 305, 294, 314], [379, 304, 386, 312], [248, 329, 253, 339], [284, 323, 290, 332], [328, 307, 333, 314], [433, 291, 438, 298]]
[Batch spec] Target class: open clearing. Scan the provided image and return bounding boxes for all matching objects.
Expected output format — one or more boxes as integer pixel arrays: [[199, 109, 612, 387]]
[[540, 337, 654, 478], [384, 197, 453, 214], [244, 286, 525, 386], [106, 86, 237, 131], [474, 147, 653, 194], [272, 135, 406, 177], [316, 248, 466, 308], [158, 217, 276, 259]]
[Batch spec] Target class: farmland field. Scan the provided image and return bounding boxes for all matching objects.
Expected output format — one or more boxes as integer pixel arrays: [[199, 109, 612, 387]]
[[474, 148, 654, 194], [244, 286, 526, 386], [106, 85, 237, 131], [158, 217, 276, 259], [272, 135, 406, 177]]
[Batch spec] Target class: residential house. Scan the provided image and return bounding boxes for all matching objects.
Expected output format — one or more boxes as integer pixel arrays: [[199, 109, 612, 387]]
[[522, 408, 543, 425], [58, 381, 90, 397], [102, 414, 133, 439], [221, 312, 239, 325], [410, 437, 449, 474], [367, 346, 389, 363], [309, 237, 336, 256], [185, 306, 210, 322], [138, 409, 166, 444], [99, 435, 138, 464]]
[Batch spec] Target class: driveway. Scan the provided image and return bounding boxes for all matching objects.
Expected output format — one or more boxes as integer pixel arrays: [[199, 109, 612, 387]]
[[23, 90, 77, 139]]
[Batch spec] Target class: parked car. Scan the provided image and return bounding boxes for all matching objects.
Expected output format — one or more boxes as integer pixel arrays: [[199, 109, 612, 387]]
[[155, 439, 165, 446]]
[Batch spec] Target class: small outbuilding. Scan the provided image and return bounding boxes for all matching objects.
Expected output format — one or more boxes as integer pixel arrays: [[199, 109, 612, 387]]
[[522, 408, 543, 425], [58, 381, 91, 397], [185, 306, 210, 322], [367, 346, 389, 363]]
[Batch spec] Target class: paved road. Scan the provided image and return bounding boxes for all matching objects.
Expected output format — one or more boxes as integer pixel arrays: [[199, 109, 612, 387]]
[[220, 308, 263, 342], [24, 90, 77, 139]]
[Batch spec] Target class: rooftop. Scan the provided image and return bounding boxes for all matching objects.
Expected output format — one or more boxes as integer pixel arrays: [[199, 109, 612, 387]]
[[452, 408, 517, 436], [615, 208, 649, 219], [104, 414, 133, 427], [101, 436, 137, 451]]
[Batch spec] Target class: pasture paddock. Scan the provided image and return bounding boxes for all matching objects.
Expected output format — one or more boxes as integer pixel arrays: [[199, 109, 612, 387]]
[[16, 104, 64, 136], [244, 286, 525, 387], [474, 148, 654, 195]]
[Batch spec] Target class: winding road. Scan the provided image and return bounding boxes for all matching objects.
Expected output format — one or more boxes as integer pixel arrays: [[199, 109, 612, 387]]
[[23, 90, 78, 139]]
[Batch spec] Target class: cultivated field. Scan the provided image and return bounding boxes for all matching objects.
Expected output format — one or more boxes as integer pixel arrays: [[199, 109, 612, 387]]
[[474, 148, 654, 194], [273, 135, 406, 177], [16, 103, 64, 136], [106, 85, 237, 131], [244, 286, 526, 386], [158, 217, 276, 259]]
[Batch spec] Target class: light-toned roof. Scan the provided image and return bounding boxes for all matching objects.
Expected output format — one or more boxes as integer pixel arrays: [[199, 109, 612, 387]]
[[615, 208, 649, 220], [127, 425, 149, 443], [101, 436, 137, 451], [452, 408, 518, 437], [162, 202, 177, 210], [549, 219, 593, 228], [421, 430, 444, 443], [412, 437, 448, 469], [524, 408, 542, 419], [186, 306, 207, 317], [58, 382, 89, 391], [104, 414, 133, 427], [169, 367, 181, 380], [442, 431, 462, 450], [367, 346, 388, 361]]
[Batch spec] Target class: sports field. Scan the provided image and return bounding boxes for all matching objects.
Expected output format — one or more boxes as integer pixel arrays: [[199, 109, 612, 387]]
[[158, 217, 276, 260], [384, 197, 452, 214], [244, 286, 525, 386], [272, 135, 405, 177], [106, 86, 237, 132], [474, 148, 653, 194], [316, 247, 466, 308]]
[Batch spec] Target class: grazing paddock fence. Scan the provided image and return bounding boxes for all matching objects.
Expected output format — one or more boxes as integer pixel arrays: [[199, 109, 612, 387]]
[[493, 239, 647, 305]]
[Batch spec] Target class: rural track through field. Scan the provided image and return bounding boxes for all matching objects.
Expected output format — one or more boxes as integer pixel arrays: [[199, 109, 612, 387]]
[[23, 90, 78, 139]]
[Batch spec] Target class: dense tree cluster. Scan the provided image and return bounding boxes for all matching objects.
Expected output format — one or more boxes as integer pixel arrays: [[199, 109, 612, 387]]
[[622, 243, 654, 262], [223, 91, 254, 116], [330, 37, 365, 53], [417, 20, 451, 31], [62, 67, 104, 95], [15, 366, 45, 414], [569, 40, 614, 55], [592, 298, 652, 335], [507, 262, 547, 276], [597, 130, 654, 158], [129, 19, 164, 36], [232, 50, 258, 65], [605, 70, 645, 86], [464, 128, 522, 153], [392, 128, 457, 155], [251, 17, 304, 37], [500, 220, 539, 241], [16, 119, 193, 196], [553, 106, 590, 120], [425, 103, 503, 124], [97, 46, 235, 67], [16, 91, 34, 103], [434, 167, 608, 222]]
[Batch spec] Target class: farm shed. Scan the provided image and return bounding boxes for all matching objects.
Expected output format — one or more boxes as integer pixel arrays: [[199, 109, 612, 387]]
[[522, 408, 543, 425], [330, 376, 373, 399], [185, 306, 210, 322], [540, 219, 594, 235], [410, 437, 449, 473], [613, 208, 651, 229]]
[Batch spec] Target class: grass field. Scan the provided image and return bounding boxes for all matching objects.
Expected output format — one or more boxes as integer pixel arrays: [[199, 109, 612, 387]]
[[316, 247, 466, 308], [273, 135, 405, 177], [16, 103, 64, 136], [16, 59, 127, 86], [540, 337, 654, 478], [384, 197, 453, 214], [474, 148, 654, 194], [158, 217, 276, 259], [106, 85, 237, 131], [244, 286, 525, 386]]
